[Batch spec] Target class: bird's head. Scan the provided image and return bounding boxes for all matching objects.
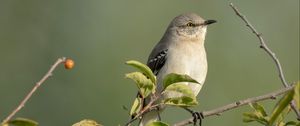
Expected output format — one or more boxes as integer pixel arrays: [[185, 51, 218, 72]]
[[168, 13, 216, 41]]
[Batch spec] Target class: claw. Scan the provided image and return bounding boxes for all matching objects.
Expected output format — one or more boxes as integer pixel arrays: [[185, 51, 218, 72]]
[[192, 112, 198, 126], [184, 108, 204, 126]]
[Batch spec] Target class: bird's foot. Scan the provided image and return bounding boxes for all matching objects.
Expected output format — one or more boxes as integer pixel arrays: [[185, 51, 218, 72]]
[[184, 108, 204, 126]]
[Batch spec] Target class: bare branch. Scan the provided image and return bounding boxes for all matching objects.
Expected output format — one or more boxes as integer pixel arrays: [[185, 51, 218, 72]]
[[230, 3, 288, 86], [1, 57, 67, 125], [229, 2, 300, 120], [173, 86, 294, 126]]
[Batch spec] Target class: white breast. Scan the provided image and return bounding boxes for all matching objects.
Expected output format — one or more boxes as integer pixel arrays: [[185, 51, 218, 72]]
[[157, 40, 208, 96]]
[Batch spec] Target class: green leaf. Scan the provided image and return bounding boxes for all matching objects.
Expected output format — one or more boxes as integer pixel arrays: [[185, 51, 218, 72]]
[[294, 81, 300, 111], [242, 112, 268, 125], [163, 73, 199, 90], [285, 121, 299, 126], [277, 106, 292, 125], [250, 102, 268, 117], [7, 118, 38, 126], [242, 112, 256, 122], [72, 119, 102, 126], [269, 89, 295, 126], [146, 121, 169, 126], [130, 97, 142, 116], [126, 60, 156, 84], [126, 72, 155, 98], [163, 96, 198, 107], [162, 83, 198, 107], [277, 121, 286, 126]]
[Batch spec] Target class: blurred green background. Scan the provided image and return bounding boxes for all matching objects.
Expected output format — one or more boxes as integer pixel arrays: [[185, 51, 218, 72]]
[[0, 0, 299, 125]]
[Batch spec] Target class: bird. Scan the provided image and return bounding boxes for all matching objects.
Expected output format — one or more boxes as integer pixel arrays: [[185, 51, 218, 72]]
[[140, 13, 216, 126]]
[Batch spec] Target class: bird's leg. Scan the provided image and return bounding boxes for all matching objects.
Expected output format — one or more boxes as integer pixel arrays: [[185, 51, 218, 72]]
[[183, 108, 204, 126]]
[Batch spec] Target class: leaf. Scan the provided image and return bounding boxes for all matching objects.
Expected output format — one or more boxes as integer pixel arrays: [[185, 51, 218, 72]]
[[146, 121, 169, 126], [126, 60, 156, 84], [242, 112, 256, 122], [72, 119, 102, 126], [250, 102, 268, 117], [294, 81, 300, 111], [242, 112, 268, 125], [285, 121, 299, 126], [268, 89, 295, 126], [126, 72, 155, 98], [163, 73, 199, 90], [163, 96, 198, 107], [277, 106, 292, 125], [7, 118, 38, 126], [162, 83, 198, 107], [277, 121, 286, 126], [130, 97, 142, 116]]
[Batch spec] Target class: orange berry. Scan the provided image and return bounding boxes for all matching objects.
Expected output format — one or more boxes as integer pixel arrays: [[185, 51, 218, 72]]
[[64, 59, 74, 69]]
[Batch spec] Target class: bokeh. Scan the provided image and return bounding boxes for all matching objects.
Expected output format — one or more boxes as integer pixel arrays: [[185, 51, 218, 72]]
[[0, 0, 299, 125]]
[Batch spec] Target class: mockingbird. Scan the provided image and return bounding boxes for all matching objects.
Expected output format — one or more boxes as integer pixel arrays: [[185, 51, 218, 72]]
[[140, 13, 216, 126]]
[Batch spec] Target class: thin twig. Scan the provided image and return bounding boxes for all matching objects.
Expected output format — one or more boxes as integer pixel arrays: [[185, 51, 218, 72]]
[[173, 85, 294, 126], [1, 57, 67, 125], [230, 3, 288, 86], [229, 2, 300, 120], [125, 94, 162, 126]]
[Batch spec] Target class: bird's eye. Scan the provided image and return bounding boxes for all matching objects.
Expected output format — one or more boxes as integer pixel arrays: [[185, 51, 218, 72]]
[[186, 22, 194, 27], [186, 22, 195, 27]]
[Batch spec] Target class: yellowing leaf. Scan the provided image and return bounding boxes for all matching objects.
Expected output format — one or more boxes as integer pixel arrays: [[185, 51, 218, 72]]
[[243, 112, 258, 123], [72, 119, 102, 126], [126, 72, 155, 98], [294, 81, 300, 111], [126, 60, 156, 84], [146, 121, 169, 126], [130, 97, 142, 116], [163, 73, 199, 90], [163, 96, 198, 107], [242, 112, 268, 125], [268, 89, 295, 126], [250, 102, 268, 117], [162, 83, 198, 107]]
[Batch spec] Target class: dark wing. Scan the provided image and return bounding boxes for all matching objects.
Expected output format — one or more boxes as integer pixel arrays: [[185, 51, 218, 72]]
[[147, 49, 168, 75]]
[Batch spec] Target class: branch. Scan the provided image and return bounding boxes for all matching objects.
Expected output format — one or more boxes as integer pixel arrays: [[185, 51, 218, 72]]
[[1, 57, 67, 125], [230, 3, 288, 86], [173, 85, 294, 126], [125, 94, 161, 126], [229, 2, 300, 120]]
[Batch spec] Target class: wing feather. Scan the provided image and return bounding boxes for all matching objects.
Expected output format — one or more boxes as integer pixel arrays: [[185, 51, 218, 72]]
[[147, 49, 168, 75]]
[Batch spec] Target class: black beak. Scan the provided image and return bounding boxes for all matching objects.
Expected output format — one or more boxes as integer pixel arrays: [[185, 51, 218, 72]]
[[204, 20, 217, 25]]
